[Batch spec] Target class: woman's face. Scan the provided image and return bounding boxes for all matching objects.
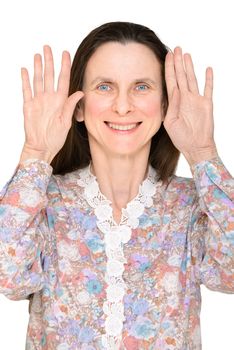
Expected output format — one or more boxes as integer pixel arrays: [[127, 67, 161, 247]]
[[76, 41, 164, 158]]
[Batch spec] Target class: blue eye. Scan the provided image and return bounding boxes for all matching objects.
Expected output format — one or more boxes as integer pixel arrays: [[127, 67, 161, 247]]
[[97, 84, 110, 91], [136, 84, 148, 91]]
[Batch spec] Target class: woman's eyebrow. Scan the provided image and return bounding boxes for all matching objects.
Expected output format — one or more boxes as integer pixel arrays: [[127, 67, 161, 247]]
[[134, 78, 159, 86], [90, 77, 113, 85], [90, 77, 159, 86]]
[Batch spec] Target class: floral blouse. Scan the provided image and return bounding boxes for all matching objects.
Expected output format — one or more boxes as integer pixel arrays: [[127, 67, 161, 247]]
[[0, 156, 233, 350]]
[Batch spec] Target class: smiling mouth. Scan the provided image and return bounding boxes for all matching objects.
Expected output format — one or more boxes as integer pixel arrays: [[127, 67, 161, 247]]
[[104, 121, 142, 131]]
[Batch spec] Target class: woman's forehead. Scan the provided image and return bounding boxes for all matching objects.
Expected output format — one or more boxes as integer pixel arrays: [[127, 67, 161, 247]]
[[84, 42, 161, 83]]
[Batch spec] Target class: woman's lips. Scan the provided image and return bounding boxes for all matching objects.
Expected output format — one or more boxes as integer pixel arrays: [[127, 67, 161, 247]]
[[104, 121, 142, 133]]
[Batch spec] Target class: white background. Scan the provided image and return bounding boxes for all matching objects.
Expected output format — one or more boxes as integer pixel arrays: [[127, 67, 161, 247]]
[[0, 0, 234, 348]]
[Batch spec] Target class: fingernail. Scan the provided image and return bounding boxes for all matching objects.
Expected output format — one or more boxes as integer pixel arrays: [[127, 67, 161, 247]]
[[175, 46, 182, 53], [43, 45, 50, 51]]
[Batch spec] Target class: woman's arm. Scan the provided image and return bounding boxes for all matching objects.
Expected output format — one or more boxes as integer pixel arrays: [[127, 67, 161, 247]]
[[0, 158, 53, 300], [190, 156, 234, 292]]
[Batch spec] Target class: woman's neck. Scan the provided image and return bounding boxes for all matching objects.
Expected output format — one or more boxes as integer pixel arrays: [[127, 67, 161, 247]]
[[89, 151, 150, 212]]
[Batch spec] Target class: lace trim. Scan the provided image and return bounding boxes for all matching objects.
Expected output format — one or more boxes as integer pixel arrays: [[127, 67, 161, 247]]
[[77, 164, 157, 349]]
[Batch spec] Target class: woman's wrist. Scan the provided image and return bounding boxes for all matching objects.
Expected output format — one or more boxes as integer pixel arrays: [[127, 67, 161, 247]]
[[19, 147, 53, 164]]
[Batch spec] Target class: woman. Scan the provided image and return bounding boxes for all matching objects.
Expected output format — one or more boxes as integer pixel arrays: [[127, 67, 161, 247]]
[[0, 21, 233, 350]]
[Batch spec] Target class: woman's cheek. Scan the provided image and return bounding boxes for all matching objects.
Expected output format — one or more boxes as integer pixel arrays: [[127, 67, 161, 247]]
[[85, 94, 112, 115], [138, 97, 162, 118]]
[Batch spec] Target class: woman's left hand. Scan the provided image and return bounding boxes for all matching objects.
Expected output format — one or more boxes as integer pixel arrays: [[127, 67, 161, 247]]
[[163, 46, 219, 166]]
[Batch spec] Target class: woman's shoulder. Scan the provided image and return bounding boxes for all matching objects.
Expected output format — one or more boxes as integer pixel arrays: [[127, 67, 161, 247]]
[[46, 165, 90, 205], [49, 165, 89, 188], [162, 172, 197, 207]]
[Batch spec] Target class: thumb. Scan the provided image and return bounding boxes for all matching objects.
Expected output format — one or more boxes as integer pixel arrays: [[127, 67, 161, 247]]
[[165, 87, 180, 124], [63, 91, 85, 126]]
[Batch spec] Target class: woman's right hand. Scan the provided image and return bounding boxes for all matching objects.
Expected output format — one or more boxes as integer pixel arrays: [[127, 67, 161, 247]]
[[20, 45, 84, 163]]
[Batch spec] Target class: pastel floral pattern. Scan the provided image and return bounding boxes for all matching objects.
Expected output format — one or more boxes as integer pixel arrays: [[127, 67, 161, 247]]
[[0, 156, 233, 349], [77, 164, 157, 349]]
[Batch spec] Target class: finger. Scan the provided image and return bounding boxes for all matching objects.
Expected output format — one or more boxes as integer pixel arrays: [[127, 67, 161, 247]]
[[184, 53, 199, 94], [204, 67, 213, 99], [62, 91, 84, 127], [165, 87, 180, 124], [43, 45, 55, 92], [57, 51, 71, 94], [33, 53, 43, 96], [174, 46, 188, 91], [165, 52, 178, 100], [21, 67, 32, 102]]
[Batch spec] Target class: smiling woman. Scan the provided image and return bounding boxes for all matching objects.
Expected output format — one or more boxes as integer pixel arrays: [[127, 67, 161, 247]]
[[74, 41, 164, 167], [50, 22, 178, 183], [0, 21, 234, 350]]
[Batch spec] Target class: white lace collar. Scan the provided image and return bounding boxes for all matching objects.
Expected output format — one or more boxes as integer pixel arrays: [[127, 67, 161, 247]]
[[76, 163, 159, 349], [77, 163, 158, 228]]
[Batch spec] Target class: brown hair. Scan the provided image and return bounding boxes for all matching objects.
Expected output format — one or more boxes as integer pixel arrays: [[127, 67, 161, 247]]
[[50, 21, 180, 184]]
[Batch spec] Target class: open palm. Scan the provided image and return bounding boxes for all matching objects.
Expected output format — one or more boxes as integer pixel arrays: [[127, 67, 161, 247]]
[[21, 45, 84, 160], [163, 47, 217, 165]]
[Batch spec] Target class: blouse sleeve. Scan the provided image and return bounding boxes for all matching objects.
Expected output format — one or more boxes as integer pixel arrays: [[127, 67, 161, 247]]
[[189, 156, 234, 293], [0, 158, 53, 300]]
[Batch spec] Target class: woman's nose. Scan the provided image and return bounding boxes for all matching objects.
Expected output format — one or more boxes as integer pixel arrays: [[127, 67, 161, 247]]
[[112, 91, 134, 116]]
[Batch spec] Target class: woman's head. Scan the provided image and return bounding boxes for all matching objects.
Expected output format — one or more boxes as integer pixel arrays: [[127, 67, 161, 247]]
[[75, 41, 165, 162], [51, 21, 180, 183]]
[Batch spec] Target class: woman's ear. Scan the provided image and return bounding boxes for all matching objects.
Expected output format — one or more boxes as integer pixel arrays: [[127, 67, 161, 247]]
[[74, 102, 84, 122]]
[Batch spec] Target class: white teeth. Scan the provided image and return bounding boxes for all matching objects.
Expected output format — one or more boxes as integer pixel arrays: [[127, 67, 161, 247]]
[[107, 122, 139, 131]]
